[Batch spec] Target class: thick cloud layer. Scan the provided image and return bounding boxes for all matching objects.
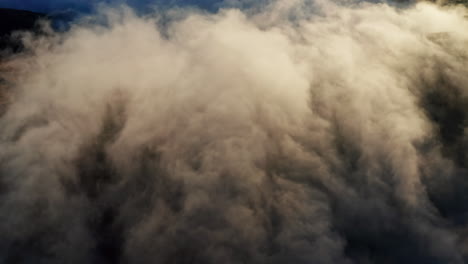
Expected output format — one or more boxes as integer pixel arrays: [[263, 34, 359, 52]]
[[1, 0, 468, 263]]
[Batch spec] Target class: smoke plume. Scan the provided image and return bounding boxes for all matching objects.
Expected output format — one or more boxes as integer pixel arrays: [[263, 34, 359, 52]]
[[1, 0, 468, 263]]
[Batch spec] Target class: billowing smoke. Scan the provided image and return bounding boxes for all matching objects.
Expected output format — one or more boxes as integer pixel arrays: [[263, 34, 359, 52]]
[[1, 0, 468, 263]]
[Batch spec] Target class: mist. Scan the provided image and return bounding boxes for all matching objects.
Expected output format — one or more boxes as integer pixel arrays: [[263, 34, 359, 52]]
[[1, 0, 468, 263]]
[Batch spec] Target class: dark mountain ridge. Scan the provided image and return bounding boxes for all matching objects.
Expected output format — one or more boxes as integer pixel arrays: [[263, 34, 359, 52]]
[[0, 8, 45, 53]]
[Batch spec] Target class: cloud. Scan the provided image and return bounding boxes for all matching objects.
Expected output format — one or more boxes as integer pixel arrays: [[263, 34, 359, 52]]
[[1, 0, 468, 263]]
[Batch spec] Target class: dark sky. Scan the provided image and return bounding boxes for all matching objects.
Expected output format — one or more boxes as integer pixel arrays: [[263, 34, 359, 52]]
[[0, 0, 223, 13]]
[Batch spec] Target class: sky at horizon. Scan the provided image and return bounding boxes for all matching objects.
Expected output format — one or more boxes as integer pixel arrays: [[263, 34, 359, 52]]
[[0, 0, 224, 13]]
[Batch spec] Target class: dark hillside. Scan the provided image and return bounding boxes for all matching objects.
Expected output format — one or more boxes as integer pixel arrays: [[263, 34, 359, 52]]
[[0, 8, 45, 53]]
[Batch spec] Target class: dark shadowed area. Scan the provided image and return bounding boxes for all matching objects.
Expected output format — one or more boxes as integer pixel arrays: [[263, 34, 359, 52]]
[[0, 8, 45, 53]]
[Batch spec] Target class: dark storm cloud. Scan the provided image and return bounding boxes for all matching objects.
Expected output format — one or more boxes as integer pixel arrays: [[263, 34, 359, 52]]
[[0, 0, 468, 263]]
